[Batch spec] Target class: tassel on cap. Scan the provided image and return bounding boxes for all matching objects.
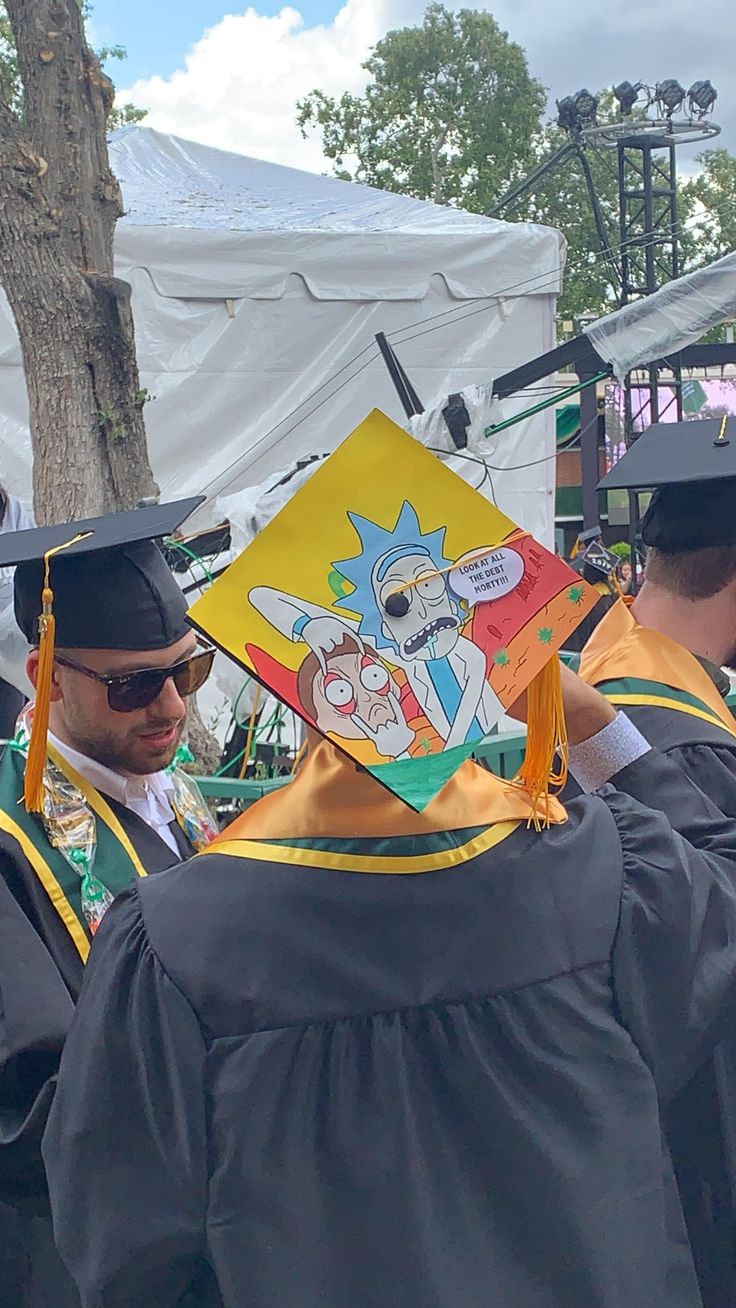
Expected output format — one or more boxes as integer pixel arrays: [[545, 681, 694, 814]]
[[514, 655, 568, 829], [24, 532, 92, 813]]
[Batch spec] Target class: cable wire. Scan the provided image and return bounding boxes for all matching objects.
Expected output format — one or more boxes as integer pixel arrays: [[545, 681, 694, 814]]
[[195, 187, 736, 504]]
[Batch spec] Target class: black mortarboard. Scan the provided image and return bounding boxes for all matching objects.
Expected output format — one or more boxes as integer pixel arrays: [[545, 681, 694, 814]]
[[2, 498, 203, 650], [7, 497, 205, 815], [579, 540, 620, 578], [598, 416, 736, 552]]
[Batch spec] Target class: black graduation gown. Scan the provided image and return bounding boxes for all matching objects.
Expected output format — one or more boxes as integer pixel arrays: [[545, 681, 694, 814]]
[[599, 686, 736, 1308], [0, 788, 196, 1308], [43, 749, 736, 1308]]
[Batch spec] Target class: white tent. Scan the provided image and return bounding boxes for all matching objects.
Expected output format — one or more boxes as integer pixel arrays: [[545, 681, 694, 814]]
[[0, 126, 564, 543]]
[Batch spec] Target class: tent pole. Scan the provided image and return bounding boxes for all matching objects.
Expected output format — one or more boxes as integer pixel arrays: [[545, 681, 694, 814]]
[[578, 372, 602, 530], [375, 332, 424, 417]]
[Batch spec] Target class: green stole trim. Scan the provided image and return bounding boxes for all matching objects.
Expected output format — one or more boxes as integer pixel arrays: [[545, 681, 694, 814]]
[[211, 820, 521, 875], [595, 676, 732, 732], [256, 827, 490, 858], [0, 745, 144, 958]]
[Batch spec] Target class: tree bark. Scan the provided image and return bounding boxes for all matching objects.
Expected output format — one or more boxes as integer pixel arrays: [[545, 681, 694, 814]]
[[0, 0, 158, 522], [430, 122, 449, 205], [184, 698, 222, 776]]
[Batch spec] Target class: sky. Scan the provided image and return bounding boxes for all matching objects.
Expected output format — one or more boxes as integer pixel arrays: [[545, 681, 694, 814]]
[[88, 0, 735, 175]]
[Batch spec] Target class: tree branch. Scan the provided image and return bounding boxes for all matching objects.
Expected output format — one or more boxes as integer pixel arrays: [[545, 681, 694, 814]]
[[430, 122, 449, 204]]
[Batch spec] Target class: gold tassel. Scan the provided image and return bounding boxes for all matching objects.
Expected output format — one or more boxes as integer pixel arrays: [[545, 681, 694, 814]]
[[24, 573, 56, 813], [24, 533, 92, 813], [514, 655, 568, 829]]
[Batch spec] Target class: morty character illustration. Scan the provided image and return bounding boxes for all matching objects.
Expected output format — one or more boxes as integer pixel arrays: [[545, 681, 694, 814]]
[[297, 635, 415, 760], [250, 501, 504, 750], [245, 635, 445, 763]]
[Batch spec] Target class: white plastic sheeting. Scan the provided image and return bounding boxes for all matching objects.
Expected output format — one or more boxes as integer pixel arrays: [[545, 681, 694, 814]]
[[584, 250, 736, 380], [218, 380, 553, 552], [0, 126, 562, 544], [404, 383, 555, 544]]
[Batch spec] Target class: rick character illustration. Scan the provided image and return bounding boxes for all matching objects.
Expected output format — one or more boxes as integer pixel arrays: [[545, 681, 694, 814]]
[[250, 502, 504, 751]]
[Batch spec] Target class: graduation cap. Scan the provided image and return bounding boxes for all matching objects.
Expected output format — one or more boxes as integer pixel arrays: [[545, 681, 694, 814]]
[[189, 409, 600, 816], [579, 540, 620, 579], [598, 415, 736, 552], [0, 497, 203, 811]]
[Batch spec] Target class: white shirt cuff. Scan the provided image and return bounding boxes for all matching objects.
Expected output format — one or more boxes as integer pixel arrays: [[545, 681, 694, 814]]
[[567, 712, 651, 793]]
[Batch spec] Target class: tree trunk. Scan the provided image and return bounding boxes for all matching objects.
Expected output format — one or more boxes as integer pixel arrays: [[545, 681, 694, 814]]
[[0, 2, 221, 772], [0, 0, 158, 522], [184, 698, 222, 777], [430, 122, 449, 206]]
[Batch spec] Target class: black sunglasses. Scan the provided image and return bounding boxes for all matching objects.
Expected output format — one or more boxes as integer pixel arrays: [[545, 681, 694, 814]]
[[54, 646, 215, 713]]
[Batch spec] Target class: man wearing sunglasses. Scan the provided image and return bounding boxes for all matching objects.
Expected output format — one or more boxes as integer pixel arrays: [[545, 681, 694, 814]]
[[0, 499, 216, 1308]]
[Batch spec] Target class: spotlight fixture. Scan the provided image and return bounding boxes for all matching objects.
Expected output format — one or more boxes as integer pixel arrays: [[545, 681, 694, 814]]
[[556, 95, 577, 133], [687, 79, 717, 116], [572, 88, 598, 126], [613, 81, 641, 116], [655, 79, 686, 116], [557, 89, 598, 134]]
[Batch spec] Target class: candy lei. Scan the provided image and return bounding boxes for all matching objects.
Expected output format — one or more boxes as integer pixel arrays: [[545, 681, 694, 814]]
[[166, 743, 220, 852], [11, 709, 218, 936]]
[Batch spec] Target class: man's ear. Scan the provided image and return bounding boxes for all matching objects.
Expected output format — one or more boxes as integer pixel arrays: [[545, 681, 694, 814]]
[[26, 649, 63, 701]]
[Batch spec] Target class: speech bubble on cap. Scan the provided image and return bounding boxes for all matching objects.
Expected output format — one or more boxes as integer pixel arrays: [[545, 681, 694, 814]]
[[450, 547, 524, 608]]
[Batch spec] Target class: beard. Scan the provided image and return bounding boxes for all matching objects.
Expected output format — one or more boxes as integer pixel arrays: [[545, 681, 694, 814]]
[[61, 713, 185, 776]]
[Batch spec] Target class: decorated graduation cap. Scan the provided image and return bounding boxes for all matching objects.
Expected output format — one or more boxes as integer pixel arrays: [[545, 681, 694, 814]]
[[189, 410, 598, 814], [599, 415, 736, 552], [0, 497, 203, 811], [578, 540, 621, 582]]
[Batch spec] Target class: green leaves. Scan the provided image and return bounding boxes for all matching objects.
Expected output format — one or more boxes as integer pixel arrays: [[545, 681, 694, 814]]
[[299, 17, 736, 332], [298, 4, 546, 212], [0, 2, 145, 127], [0, 4, 20, 112], [681, 148, 736, 265]]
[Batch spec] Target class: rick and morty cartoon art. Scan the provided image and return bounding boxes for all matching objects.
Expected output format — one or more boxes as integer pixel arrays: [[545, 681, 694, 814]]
[[189, 410, 598, 810], [250, 500, 503, 755]]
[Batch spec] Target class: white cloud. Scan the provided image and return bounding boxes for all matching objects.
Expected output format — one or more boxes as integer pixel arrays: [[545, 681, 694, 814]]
[[118, 1, 390, 173], [119, 0, 734, 174]]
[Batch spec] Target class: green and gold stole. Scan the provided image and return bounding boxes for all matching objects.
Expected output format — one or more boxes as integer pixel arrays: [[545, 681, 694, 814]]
[[207, 736, 568, 874], [579, 597, 736, 738], [0, 744, 146, 961]]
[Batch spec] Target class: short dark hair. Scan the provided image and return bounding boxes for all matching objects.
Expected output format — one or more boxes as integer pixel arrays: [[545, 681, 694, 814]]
[[645, 545, 736, 600]]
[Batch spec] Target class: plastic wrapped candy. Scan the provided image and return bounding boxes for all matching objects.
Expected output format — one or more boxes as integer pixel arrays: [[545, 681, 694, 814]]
[[13, 705, 107, 933], [169, 759, 219, 850]]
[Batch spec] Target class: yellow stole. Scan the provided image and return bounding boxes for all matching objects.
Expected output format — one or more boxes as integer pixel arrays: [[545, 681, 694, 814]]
[[580, 597, 736, 738], [209, 738, 567, 873]]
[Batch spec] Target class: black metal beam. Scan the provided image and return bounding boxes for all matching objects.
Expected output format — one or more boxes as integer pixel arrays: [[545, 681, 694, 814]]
[[669, 342, 736, 368], [487, 140, 577, 218], [578, 377, 601, 530], [493, 336, 608, 399], [494, 337, 736, 402]]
